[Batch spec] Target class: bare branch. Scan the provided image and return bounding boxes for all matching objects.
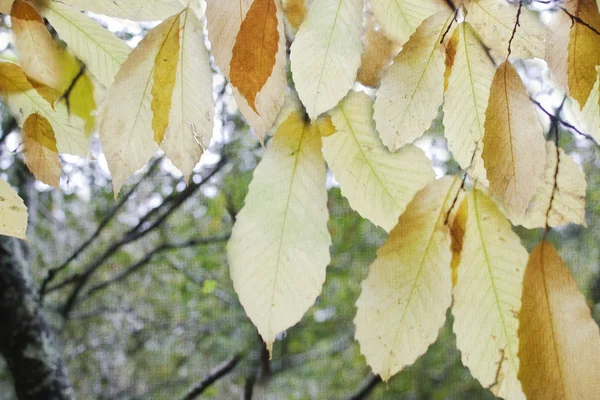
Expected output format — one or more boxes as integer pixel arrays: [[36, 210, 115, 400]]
[[530, 98, 599, 145], [180, 354, 242, 400], [346, 374, 382, 400]]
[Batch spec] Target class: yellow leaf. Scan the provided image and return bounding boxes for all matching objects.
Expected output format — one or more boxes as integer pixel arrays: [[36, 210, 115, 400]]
[[57, 0, 184, 21], [162, 8, 215, 180], [282, 0, 307, 31], [323, 90, 435, 231], [578, 66, 600, 142], [230, 0, 279, 113], [67, 70, 97, 135], [100, 13, 181, 197], [316, 114, 335, 137], [565, 0, 600, 106], [227, 110, 331, 352], [151, 14, 181, 145], [356, 13, 398, 88], [374, 10, 453, 151], [545, 10, 571, 95], [519, 241, 600, 400], [465, 0, 551, 62], [206, 0, 286, 140], [0, 178, 28, 240], [0, 62, 89, 156], [22, 112, 62, 188], [369, 0, 446, 45], [482, 61, 546, 216], [11, 0, 63, 97], [40, 0, 131, 87], [449, 195, 467, 288], [354, 176, 459, 380], [443, 22, 494, 184], [290, 0, 363, 120], [510, 142, 587, 229], [0, 0, 11, 14], [452, 189, 527, 399]]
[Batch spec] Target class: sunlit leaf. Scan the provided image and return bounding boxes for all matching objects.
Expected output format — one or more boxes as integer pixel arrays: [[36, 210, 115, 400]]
[[290, 0, 363, 120], [482, 60, 546, 216], [519, 241, 600, 400], [228, 109, 331, 352], [355, 176, 459, 380], [21, 112, 62, 188], [452, 189, 527, 399], [58, 0, 184, 21], [323, 90, 435, 231], [0, 178, 28, 240], [374, 10, 453, 151]]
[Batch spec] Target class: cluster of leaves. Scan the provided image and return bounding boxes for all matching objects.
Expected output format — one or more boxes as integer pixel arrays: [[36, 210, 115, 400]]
[[0, 0, 600, 398]]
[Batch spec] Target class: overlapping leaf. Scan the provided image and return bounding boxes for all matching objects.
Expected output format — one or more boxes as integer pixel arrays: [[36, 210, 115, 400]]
[[519, 241, 600, 400], [206, 0, 286, 140], [322, 90, 435, 231], [511, 142, 587, 229], [0, 62, 89, 156], [162, 8, 215, 180], [356, 14, 397, 88], [452, 189, 527, 399], [482, 60, 546, 216], [579, 66, 600, 141], [374, 10, 453, 151], [22, 113, 62, 188], [465, 0, 551, 61], [100, 13, 181, 196], [228, 109, 331, 352], [369, 0, 446, 46], [59, 0, 184, 21], [0, 178, 28, 240], [355, 176, 459, 380], [565, 0, 600, 107], [40, 1, 131, 87], [290, 0, 363, 120], [443, 22, 494, 184]]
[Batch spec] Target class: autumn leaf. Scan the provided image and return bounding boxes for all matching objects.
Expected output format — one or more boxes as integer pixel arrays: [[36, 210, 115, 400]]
[[162, 8, 215, 181], [322, 90, 435, 231], [578, 66, 600, 141], [230, 0, 279, 113], [369, 0, 446, 46], [290, 0, 363, 120], [100, 13, 181, 196], [282, 0, 307, 32], [206, 0, 286, 140], [519, 241, 600, 400], [565, 0, 600, 107], [452, 189, 527, 399], [356, 14, 398, 88], [449, 195, 467, 287], [11, 0, 64, 100], [354, 176, 459, 380], [0, 178, 28, 240], [482, 60, 546, 216], [151, 15, 181, 145], [443, 22, 495, 184], [40, 0, 131, 87], [511, 142, 587, 229], [21, 113, 62, 188], [465, 0, 551, 62], [374, 10, 453, 151], [58, 0, 184, 21], [0, 62, 89, 156], [227, 109, 331, 352]]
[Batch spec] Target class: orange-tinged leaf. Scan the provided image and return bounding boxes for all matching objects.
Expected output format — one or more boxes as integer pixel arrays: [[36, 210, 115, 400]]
[[482, 61, 546, 216], [151, 15, 181, 145], [565, 0, 600, 106], [22, 113, 62, 188], [11, 0, 63, 99], [282, 0, 306, 31], [356, 14, 397, 88], [519, 241, 600, 400], [449, 194, 467, 288], [230, 0, 279, 113]]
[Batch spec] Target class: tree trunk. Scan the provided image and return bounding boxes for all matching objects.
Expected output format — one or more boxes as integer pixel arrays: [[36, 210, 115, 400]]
[[0, 236, 73, 400]]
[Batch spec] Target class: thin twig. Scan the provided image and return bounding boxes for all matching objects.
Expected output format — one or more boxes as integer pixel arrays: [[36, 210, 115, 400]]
[[531, 98, 599, 146], [506, 2, 523, 59], [347, 374, 382, 400], [560, 6, 600, 36]]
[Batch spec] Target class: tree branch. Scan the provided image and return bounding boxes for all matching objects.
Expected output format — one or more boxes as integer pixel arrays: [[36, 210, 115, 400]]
[[180, 354, 242, 400], [39, 155, 164, 300], [530, 98, 599, 145], [53, 156, 228, 320], [346, 374, 382, 400]]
